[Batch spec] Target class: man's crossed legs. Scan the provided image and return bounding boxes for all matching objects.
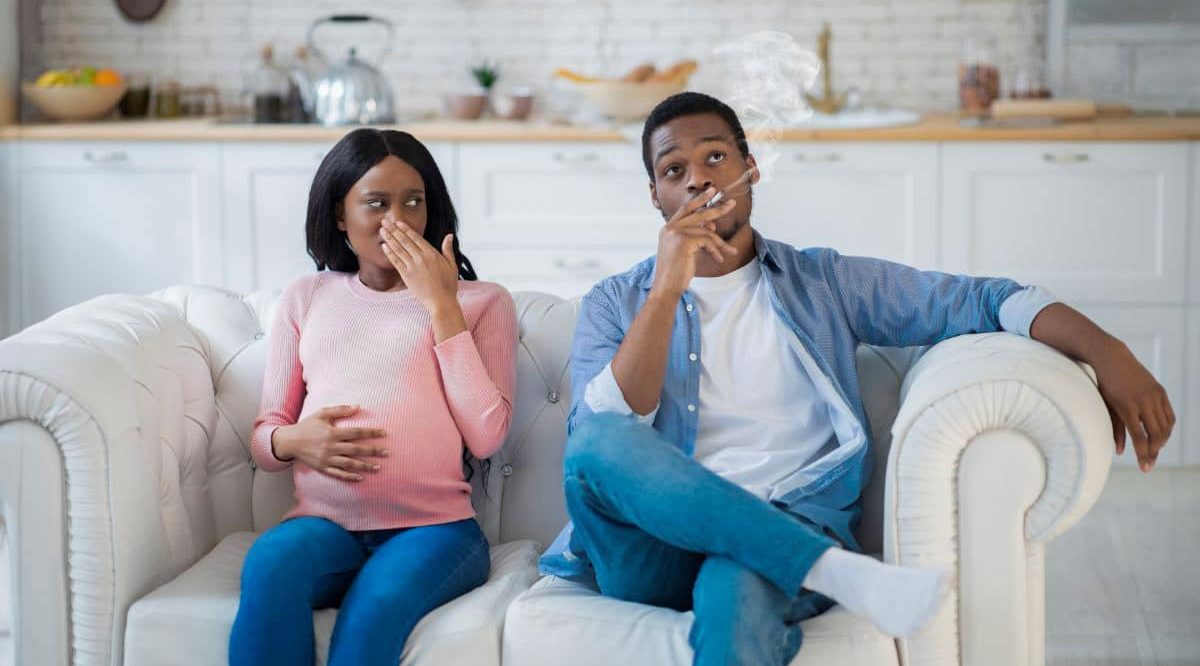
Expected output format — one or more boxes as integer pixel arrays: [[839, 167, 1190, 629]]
[[563, 413, 950, 666]]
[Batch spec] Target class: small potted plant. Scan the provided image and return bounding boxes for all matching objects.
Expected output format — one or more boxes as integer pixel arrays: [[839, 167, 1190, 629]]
[[445, 60, 499, 121]]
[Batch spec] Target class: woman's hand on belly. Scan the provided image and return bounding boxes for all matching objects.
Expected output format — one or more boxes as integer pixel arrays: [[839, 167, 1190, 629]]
[[271, 404, 389, 482]]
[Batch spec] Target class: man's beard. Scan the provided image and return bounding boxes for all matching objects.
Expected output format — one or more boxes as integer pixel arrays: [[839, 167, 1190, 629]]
[[718, 216, 746, 242]]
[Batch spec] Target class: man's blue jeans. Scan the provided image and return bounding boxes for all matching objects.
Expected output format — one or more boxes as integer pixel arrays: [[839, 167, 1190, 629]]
[[564, 413, 839, 666], [229, 515, 489, 666]]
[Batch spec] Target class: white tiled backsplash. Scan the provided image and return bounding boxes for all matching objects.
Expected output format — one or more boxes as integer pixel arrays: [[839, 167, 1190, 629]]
[[29, 0, 1048, 114]]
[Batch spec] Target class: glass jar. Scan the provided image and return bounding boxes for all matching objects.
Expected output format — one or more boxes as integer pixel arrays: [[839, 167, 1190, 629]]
[[958, 35, 1000, 112]]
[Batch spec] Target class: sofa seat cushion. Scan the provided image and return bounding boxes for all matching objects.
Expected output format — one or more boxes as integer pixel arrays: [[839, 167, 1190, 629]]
[[503, 575, 899, 666], [125, 532, 540, 666]]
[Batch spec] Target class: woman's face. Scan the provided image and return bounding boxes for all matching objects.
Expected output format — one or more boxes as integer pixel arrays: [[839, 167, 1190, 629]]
[[337, 155, 428, 272]]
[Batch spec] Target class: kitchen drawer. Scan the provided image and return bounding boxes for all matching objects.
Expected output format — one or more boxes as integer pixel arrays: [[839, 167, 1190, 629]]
[[469, 245, 652, 299], [752, 143, 939, 268], [941, 142, 1188, 304], [16, 140, 215, 170], [458, 142, 660, 245]]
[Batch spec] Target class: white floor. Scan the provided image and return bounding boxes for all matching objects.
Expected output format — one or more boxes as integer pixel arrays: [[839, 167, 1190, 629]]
[[0, 469, 1195, 666], [1046, 467, 1200, 666]]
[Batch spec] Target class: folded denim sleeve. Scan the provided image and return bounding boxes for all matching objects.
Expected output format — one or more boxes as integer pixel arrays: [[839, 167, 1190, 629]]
[[583, 361, 658, 426], [998, 285, 1060, 338]]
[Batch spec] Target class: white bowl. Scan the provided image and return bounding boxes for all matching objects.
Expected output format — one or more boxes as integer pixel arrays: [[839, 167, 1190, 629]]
[[575, 79, 688, 122], [22, 83, 128, 121]]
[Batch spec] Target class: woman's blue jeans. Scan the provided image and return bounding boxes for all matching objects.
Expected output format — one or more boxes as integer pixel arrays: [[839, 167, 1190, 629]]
[[564, 413, 839, 666], [229, 515, 489, 666]]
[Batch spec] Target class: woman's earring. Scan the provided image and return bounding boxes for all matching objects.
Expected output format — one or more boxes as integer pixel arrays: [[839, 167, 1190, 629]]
[[343, 235, 357, 255]]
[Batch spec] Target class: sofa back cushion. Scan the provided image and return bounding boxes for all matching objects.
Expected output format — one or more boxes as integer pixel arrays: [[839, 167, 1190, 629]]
[[169, 286, 923, 553]]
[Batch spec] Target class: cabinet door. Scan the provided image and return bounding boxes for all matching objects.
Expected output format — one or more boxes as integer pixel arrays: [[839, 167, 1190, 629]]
[[942, 142, 1188, 303], [457, 142, 659, 246], [457, 143, 658, 293], [222, 141, 457, 293], [15, 141, 221, 327], [1077, 306, 1185, 468], [751, 143, 940, 269]]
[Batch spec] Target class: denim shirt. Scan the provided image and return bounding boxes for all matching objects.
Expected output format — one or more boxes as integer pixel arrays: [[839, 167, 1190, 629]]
[[539, 231, 1056, 579]]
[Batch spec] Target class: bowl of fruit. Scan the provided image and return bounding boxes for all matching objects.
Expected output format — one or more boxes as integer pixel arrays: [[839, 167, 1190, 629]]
[[554, 60, 698, 122], [23, 67, 127, 121]]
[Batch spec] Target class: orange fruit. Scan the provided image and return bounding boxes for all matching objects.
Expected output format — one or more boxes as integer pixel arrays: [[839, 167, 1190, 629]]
[[95, 69, 123, 86]]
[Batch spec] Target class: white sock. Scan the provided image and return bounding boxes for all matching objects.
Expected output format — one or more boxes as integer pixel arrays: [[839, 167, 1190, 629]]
[[801, 547, 952, 638]]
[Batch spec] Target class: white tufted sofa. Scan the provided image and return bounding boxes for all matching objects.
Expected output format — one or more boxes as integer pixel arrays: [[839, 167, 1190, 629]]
[[0, 285, 1114, 666]]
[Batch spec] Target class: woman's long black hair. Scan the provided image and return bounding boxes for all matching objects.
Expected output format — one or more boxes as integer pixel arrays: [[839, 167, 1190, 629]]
[[306, 127, 478, 281], [305, 128, 490, 489]]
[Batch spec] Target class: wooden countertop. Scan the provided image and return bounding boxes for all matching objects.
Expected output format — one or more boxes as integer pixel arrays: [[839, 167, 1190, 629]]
[[3, 114, 1200, 142]]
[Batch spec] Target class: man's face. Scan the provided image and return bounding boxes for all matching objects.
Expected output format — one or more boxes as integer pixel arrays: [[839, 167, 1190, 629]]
[[648, 113, 758, 241]]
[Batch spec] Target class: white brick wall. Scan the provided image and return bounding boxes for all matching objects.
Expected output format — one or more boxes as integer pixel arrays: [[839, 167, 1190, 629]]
[[1061, 26, 1200, 110], [29, 0, 1048, 116]]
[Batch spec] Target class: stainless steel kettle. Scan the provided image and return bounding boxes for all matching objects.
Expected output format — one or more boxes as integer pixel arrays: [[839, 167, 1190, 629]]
[[308, 15, 396, 126]]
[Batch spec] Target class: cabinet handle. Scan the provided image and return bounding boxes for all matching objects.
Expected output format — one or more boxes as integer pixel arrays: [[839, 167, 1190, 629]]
[[82, 150, 129, 165], [794, 152, 842, 163], [553, 152, 601, 166], [553, 258, 604, 273], [1042, 152, 1090, 164]]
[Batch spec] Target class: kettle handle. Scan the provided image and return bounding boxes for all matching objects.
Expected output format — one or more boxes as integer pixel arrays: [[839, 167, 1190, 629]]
[[307, 14, 395, 64]]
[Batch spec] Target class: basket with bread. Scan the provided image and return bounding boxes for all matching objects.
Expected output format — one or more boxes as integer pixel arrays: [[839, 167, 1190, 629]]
[[554, 60, 698, 121]]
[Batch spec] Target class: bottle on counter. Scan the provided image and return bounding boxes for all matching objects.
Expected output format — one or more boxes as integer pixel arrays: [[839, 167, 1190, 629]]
[[250, 44, 289, 123], [283, 45, 319, 123]]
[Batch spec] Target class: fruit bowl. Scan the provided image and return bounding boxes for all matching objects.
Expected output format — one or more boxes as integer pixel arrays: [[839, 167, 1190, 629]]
[[22, 82, 128, 121]]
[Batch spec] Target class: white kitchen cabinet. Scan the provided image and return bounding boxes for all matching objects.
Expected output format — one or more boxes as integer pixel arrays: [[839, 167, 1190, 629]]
[[456, 143, 658, 292], [941, 142, 1189, 304], [457, 142, 657, 245], [12, 141, 222, 329], [752, 143, 940, 269], [222, 141, 457, 293], [0, 142, 13, 339], [1076, 305, 1186, 468]]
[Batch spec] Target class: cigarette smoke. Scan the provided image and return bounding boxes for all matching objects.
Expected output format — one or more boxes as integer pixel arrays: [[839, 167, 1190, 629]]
[[711, 31, 821, 184]]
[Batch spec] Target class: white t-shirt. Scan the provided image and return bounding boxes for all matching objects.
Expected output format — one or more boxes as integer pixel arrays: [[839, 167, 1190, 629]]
[[685, 260, 837, 499]]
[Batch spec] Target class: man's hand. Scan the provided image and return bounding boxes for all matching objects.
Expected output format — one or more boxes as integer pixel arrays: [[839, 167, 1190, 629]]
[[1029, 303, 1175, 471], [1089, 341, 1175, 471], [650, 187, 738, 299]]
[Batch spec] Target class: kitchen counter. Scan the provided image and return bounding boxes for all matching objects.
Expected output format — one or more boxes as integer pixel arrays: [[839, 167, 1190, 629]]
[[3, 114, 1200, 142]]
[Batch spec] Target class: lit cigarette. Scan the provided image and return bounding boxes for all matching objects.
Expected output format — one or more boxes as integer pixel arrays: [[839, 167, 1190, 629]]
[[703, 167, 757, 209]]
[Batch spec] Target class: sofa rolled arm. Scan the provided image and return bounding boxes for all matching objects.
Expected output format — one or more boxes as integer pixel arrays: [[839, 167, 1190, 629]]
[[884, 332, 1113, 666], [0, 294, 219, 666]]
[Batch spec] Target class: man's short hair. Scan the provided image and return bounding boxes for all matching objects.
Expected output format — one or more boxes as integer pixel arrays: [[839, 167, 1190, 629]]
[[641, 92, 750, 181]]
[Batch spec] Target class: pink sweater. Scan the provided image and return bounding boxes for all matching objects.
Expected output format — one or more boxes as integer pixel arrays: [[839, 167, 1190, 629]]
[[250, 271, 517, 531]]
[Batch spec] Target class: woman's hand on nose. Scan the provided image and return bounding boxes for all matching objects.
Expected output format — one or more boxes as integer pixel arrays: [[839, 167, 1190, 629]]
[[379, 219, 464, 325]]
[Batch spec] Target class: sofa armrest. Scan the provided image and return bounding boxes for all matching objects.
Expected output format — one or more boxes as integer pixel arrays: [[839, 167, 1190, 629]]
[[0, 294, 221, 666], [884, 332, 1113, 666]]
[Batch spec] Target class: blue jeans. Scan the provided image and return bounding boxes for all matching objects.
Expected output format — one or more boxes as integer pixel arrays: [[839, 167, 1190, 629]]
[[564, 413, 838, 666], [229, 515, 490, 666]]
